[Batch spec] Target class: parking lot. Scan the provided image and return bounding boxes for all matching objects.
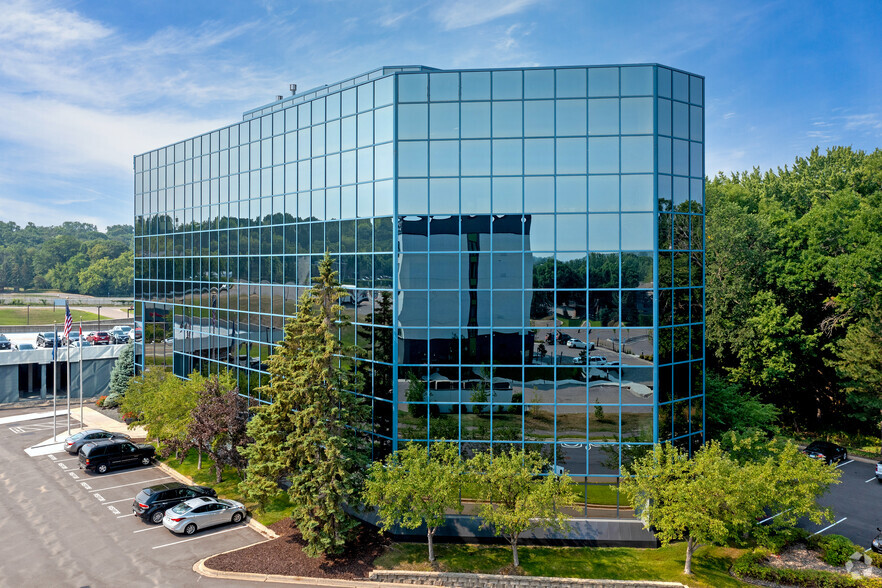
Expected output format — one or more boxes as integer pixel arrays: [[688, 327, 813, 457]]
[[798, 455, 882, 549], [0, 407, 268, 587]]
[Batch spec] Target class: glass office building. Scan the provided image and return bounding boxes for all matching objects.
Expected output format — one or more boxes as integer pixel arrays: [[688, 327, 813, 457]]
[[134, 64, 704, 517]]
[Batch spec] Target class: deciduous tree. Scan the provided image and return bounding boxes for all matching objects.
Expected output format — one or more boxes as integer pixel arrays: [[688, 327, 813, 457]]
[[364, 441, 464, 562], [187, 372, 249, 483], [470, 447, 573, 567]]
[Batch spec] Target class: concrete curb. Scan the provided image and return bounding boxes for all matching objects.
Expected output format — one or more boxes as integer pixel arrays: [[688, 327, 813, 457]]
[[153, 460, 279, 540]]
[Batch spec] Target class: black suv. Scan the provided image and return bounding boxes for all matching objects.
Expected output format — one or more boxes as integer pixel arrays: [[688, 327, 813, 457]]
[[132, 482, 217, 524], [79, 439, 155, 474], [0, 334, 10, 350], [36, 332, 61, 348]]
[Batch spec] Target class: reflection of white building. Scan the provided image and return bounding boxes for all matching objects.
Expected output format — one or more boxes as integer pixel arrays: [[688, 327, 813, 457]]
[[397, 215, 532, 364]]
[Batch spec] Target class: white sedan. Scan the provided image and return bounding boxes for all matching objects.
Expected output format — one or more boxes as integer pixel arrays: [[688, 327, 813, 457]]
[[163, 496, 245, 535], [567, 338, 587, 349]]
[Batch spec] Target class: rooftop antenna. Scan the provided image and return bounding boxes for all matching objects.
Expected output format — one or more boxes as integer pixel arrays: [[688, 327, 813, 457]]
[[289, 83, 297, 95]]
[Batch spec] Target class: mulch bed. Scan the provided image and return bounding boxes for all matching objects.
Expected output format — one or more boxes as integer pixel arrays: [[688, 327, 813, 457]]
[[205, 520, 390, 579]]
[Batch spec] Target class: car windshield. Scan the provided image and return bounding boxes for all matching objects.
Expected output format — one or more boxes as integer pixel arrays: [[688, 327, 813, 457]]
[[69, 432, 85, 440], [170, 502, 191, 514]]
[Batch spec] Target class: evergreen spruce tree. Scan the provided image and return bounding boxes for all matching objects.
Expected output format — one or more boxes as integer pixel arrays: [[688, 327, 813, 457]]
[[108, 341, 134, 400], [240, 252, 369, 557]]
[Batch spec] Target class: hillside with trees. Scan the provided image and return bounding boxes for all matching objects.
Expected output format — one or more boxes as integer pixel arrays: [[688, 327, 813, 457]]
[[0, 221, 133, 296], [706, 146, 882, 434]]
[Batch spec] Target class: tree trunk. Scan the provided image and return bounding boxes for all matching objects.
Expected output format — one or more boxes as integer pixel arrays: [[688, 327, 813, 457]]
[[197, 448, 202, 470], [511, 537, 520, 567], [216, 462, 223, 483], [684, 535, 695, 575], [427, 528, 435, 562]]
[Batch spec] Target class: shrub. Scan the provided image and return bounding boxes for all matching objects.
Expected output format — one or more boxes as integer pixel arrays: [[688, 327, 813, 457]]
[[96, 395, 107, 407], [102, 393, 123, 409], [758, 527, 809, 553], [808, 534, 859, 566], [733, 549, 882, 587]]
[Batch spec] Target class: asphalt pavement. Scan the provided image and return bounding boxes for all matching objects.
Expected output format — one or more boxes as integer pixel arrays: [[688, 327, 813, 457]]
[[0, 405, 342, 587], [797, 456, 882, 549]]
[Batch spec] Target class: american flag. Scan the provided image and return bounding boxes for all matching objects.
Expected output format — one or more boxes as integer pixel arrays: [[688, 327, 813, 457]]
[[63, 301, 73, 341]]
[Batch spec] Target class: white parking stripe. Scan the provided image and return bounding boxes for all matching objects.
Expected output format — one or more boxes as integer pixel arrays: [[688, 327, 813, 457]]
[[84, 468, 156, 479], [103, 497, 136, 505], [151, 525, 248, 549], [757, 508, 792, 525], [836, 460, 854, 469], [866, 477, 877, 483], [54, 457, 80, 463], [117, 514, 135, 519], [0, 410, 69, 425], [134, 526, 165, 534], [811, 517, 847, 536], [91, 476, 170, 492]]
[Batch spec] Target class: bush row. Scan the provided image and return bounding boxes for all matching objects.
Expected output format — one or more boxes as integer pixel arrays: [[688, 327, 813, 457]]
[[732, 548, 882, 588]]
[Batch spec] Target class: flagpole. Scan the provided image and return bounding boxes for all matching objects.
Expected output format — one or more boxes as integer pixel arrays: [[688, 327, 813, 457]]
[[66, 336, 71, 434], [52, 322, 57, 441], [79, 321, 84, 430]]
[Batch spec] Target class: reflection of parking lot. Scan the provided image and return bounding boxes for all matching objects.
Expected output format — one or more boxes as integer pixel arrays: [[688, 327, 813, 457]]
[[0, 408, 265, 586], [788, 457, 882, 549]]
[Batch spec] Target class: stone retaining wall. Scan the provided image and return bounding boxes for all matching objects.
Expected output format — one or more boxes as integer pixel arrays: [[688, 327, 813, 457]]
[[368, 571, 685, 588]]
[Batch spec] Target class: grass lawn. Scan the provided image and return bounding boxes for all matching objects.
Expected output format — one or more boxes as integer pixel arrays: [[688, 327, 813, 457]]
[[160, 448, 295, 527], [0, 307, 101, 326], [375, 542, 750, 588]]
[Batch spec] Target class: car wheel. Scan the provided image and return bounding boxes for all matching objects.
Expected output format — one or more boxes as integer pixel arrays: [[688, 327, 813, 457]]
[[140, 456, 151, 466], [96, 463, 108, 474], [151, 510, 164, 524], [184, 523, 197, 535], [843, 452, 848, 461], [232, 512, 243, 524]]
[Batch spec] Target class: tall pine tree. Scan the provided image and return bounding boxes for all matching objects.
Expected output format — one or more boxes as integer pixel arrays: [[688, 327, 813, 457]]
[[240, 252, 369, 556]]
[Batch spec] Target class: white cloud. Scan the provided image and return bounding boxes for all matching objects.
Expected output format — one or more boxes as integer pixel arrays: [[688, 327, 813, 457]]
[[0, 0, 111, 50], [433, 0, 541, 30]]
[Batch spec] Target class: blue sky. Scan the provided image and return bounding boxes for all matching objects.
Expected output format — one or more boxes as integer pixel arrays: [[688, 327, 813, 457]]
[[0, 0, 879, 230]]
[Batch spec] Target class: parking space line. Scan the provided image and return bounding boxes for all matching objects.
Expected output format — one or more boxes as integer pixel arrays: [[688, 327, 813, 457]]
[[152, 525, 248, 549], [866, 477, 877, 483], [68, 472, 79, 480], [811, 517, 847, 536], [53, 457, 80, 463], [80, 482, 92, 490], [758, 508, 791, 525], [134, 526, 165, 534], [48, 454, 57, 461], [102, 497, 135, 505], [94, 494, 105, 502], [83, 468, 157, 479], [117, 513, 135, 519], [836, 460, 854, 469], [58, 463, 68, 470], [108, 506, 121, 515], [91, 476, 171, 492]]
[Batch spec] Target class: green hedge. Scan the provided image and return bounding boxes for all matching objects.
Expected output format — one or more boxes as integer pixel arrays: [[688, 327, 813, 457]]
[[732, 549, 882, 588]]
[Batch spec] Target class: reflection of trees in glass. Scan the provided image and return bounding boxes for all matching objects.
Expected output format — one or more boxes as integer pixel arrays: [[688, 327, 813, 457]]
[[588, 253, 618, 288], [406, 371, 428, 418]]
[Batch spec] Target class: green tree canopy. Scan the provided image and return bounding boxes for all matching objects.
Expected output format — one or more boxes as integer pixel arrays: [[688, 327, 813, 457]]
[[364, 441, 464, 562], [470, 447, 573, 568]]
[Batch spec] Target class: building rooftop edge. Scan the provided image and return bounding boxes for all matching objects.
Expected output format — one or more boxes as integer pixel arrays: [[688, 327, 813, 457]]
[[134, 63, 701, 161]]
